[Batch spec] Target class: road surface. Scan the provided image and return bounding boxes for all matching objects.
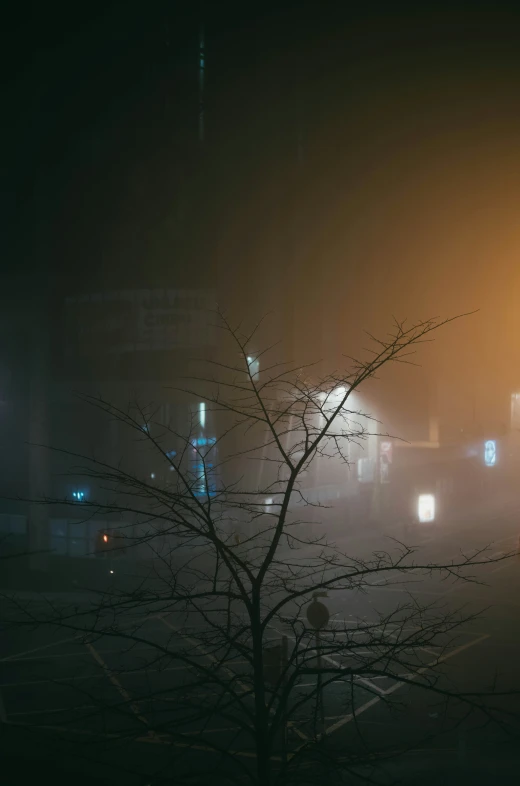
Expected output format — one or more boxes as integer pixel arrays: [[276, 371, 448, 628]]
[[2, 503, 520, 784]]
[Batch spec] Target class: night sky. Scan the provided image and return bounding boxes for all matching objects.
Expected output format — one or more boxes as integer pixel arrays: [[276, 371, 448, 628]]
[[4, 1, 520, 381]]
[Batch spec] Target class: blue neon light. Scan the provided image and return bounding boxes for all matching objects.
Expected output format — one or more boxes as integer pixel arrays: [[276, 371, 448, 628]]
[[191, 437, 216, 447], [484, 440, 496, 467]]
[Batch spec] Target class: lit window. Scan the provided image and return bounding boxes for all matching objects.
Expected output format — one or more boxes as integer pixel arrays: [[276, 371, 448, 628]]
[[191, 436, 217, 447], [357, 458, 375, 484], [199, 402, 206, 429]]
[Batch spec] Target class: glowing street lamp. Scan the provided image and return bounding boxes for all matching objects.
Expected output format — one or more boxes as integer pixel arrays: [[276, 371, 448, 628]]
[[418, 493, 435, 523]]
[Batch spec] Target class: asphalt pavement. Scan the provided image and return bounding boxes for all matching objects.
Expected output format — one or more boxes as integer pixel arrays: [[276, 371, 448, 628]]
[[2, 502, 520, 784]]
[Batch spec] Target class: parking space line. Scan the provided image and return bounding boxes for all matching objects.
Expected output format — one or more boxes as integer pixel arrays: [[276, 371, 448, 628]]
[[419, 646, 440, 657], [0, 612, 166, 664], [322, 633, 490, 738], [2, 721, 122, 738], [385, 630, 443, 659], [7, 704, 98, 717], [354, 677, 386, 694], [368, 586, 445, 596], [490, 533, 519, 548], [0, 661, 206, 688], [84, 640, 153, 733], [3, 645, 157, 662], [160, 619, 310, 744], [489, 558, 517, 576], [269, 625, 339, 669], [307, 621, 421, 635], [5, 702, 242, 740], [135, 734, 261, 758], [159, 617, 251, 695], [180, 726, 240, 735], [0, 635, 81, 663], [311, 649, 341, 669], [297, 617, 371, 627], [362, 675, 391, 682]]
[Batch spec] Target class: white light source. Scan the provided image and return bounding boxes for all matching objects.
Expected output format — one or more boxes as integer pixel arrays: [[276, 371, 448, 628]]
[[199, 401, 206, 429], [418, 494, 435, 523], [246, 356, 260, 381], [318, 386, 348, 402], [150, 472, 156, 479], [484, 440, 496, 467]]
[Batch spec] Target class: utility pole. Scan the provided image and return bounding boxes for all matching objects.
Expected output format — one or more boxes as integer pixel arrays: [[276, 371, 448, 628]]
[[306, 592, 329, 738]]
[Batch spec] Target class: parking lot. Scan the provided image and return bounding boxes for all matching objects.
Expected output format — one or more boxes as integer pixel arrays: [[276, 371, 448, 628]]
[[2, 511, 520, 783], [0, 604, 498, 754]]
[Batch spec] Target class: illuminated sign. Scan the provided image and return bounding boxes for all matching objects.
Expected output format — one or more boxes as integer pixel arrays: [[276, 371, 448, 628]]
[[484, 440, 496, 467], [418, 494, 435, 523]]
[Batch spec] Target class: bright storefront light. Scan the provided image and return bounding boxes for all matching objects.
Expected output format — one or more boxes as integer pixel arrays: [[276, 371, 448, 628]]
[[418, 494, 435, 523]]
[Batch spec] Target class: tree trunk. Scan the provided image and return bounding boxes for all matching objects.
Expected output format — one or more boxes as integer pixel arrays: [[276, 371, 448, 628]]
[[251, 598, 271, 786]]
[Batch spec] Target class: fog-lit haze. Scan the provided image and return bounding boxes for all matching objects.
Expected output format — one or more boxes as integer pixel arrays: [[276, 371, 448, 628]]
[[6, 5, 520, 418], [4, 5, 520, 785]]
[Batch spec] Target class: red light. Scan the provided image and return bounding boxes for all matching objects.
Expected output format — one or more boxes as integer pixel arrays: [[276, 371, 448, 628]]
[[103, 534, 108, 543]]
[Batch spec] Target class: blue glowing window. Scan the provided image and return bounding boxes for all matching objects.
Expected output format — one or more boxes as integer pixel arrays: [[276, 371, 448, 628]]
[[484, 440, 496, 467]]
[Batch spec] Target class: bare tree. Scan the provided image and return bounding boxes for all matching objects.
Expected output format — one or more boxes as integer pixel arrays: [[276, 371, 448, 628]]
[[2, 312, 518, 786]]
